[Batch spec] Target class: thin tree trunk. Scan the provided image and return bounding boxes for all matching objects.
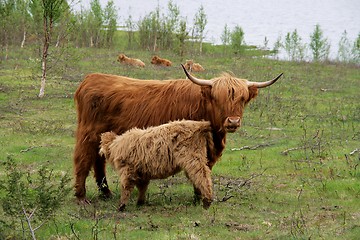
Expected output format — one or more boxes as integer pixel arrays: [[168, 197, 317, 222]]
[[21, 30, 26, 48], [5, 44, 8, 60], [39, 52, 47, 98], [39, 18, 51, 98]]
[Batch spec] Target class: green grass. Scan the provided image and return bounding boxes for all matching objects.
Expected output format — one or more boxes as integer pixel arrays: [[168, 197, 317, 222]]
[[0, 43, 359, 239]]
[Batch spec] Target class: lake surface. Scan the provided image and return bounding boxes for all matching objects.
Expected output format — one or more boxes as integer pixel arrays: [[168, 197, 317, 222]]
[[78, 0, 359, 59]]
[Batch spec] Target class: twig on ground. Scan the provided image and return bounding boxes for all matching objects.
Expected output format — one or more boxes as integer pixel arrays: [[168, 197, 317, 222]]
[[349, 149, 359, 155], [281, 146, 305, 155], [231, 143, 272, 151]]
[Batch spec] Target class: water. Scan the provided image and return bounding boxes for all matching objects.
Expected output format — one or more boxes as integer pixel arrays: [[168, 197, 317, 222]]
[[78, 0, 359, 59]]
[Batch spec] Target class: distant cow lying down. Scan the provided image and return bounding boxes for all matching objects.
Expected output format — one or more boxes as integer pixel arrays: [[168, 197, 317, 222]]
[[99, 120, 221, 211], [151, 55, 172, 66], [184, 60, 205, 72], [117, 54, 145, 67]]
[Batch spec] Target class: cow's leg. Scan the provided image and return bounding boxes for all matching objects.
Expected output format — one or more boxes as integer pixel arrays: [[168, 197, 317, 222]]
[[94, 154, 112, 199], [74, 140, 97, 204], [119, 168, 135, 211], [136, 180, 150, 206], [184, 161, 213, 209]]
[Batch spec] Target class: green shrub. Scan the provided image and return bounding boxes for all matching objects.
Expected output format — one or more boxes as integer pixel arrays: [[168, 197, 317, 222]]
[[283, 29, 306, 61], [309, 24, 330, 62], [0, 156, 71, 239], [230, 25, 245, 54]]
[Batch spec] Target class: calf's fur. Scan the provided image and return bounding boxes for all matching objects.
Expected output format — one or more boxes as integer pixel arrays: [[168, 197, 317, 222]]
[[99, 120, 221, 211]]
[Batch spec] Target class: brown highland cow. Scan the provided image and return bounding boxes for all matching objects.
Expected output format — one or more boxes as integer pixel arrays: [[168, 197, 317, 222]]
[[73, 64, 282, 204], [151, 55, 172, 66], [117, 54, 145, 67], [183, 59, 205, 72]]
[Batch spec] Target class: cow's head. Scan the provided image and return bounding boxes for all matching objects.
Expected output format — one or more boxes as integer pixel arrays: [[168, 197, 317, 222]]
[[117, 54, 125, 62], [151, 56, 159, 64], [181, 64, 282, 133]]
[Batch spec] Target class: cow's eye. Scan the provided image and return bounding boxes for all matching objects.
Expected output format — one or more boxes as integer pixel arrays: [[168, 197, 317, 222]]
[[230, 88, 235, 100]]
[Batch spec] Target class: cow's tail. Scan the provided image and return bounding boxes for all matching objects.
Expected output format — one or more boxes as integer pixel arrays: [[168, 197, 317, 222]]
[[99, 131, 117, 160]]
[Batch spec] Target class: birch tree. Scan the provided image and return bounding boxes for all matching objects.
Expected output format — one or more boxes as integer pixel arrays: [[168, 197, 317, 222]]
[[37, 0, 67, 98], [192, 5, 207, 53]]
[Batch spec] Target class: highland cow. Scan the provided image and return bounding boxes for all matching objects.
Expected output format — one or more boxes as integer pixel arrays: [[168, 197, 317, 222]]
[[151, 55, 172, 66], [184, 59, 205, 72], [99, 120, 219, 211], [73, 64, 282, 204], [117, 54, 145, 68]]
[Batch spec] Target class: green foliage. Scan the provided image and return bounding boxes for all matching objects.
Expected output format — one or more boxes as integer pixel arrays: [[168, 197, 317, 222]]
[[125, 14, 136, 49], [220, 24, 231, 54], [352, 33, 360, 63], [192, 4, 207, 53], [176, 19, 188, 56], [230, 25, 245, 54], [283, 29, 306, 61], [309, 24, 330, 62], [103, 0, 118, 47], [0, 156, 71, 238], [337, 31, 360, 64], [137, 7, 161, 51], [137, 1, 189, 52], [337, 30, 352, 63]]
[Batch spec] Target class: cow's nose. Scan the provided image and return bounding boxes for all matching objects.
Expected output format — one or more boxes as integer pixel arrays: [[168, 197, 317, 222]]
[[228, 117, 241, 125]]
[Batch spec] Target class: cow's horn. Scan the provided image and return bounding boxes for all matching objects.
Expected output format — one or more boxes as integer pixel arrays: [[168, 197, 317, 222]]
[[247, 73, 283, 88], [181, 64, 213, 86]]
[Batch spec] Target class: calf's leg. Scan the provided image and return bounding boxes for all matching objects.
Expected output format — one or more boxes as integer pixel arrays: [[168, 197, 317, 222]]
[[185, 172, 202, 205], [184, 161, 213, 209], [193, 186, 202, 205], [119, 168, 135, 211], [136, 180, 150, 206]]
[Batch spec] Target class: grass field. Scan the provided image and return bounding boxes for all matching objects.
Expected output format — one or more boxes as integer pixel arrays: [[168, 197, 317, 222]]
[[0, 44, 359, 239]]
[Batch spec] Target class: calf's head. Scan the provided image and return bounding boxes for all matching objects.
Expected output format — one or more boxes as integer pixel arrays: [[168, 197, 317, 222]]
[[181, 64, 282, 133]]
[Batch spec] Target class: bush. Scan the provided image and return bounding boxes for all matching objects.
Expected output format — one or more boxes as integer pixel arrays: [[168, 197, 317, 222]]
[[230, 25, 245, 54], [351, 33, 360, 64], [309, 24, 330, 62], [0, 156, 71, 239], [283, 29, 306, 61], [337, 30, 352, 63]]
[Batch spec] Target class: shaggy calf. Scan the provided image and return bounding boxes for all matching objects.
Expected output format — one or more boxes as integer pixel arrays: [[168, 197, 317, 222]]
[[99, 120, 221, 211], [151, 55, 172, 66], [117, 54, 145, 67], [184, 59, 205, 72]]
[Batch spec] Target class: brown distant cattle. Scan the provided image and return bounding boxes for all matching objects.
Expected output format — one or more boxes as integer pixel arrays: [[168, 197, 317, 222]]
[[184, 59, 205, 72], [117, 54, 145, 67], [73, 65, 283, 203], [99, 120, 219, 211], [151, 55, 172, 66]]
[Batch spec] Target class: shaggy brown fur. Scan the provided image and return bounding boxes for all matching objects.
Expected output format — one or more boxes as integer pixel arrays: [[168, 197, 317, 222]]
[[73, 70, 280, 203], [184, 60, 205, 72], [99, 120, 218, 211], [151, 55, 172, 66], [117, 54, 145, 67]]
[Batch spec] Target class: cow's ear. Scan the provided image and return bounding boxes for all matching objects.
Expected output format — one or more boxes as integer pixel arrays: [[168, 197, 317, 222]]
[[247, 86, 258, 102], [201, 86, 212, 99]]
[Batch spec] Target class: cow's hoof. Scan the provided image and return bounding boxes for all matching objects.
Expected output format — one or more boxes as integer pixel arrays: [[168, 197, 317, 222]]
[[137, 200, 145, 206], [99, 189, 113, 200], [118, 204, 126, 212], [77, 198, 91, 205], [193, 194, 201, 206], [202, 199, 212, 210]]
